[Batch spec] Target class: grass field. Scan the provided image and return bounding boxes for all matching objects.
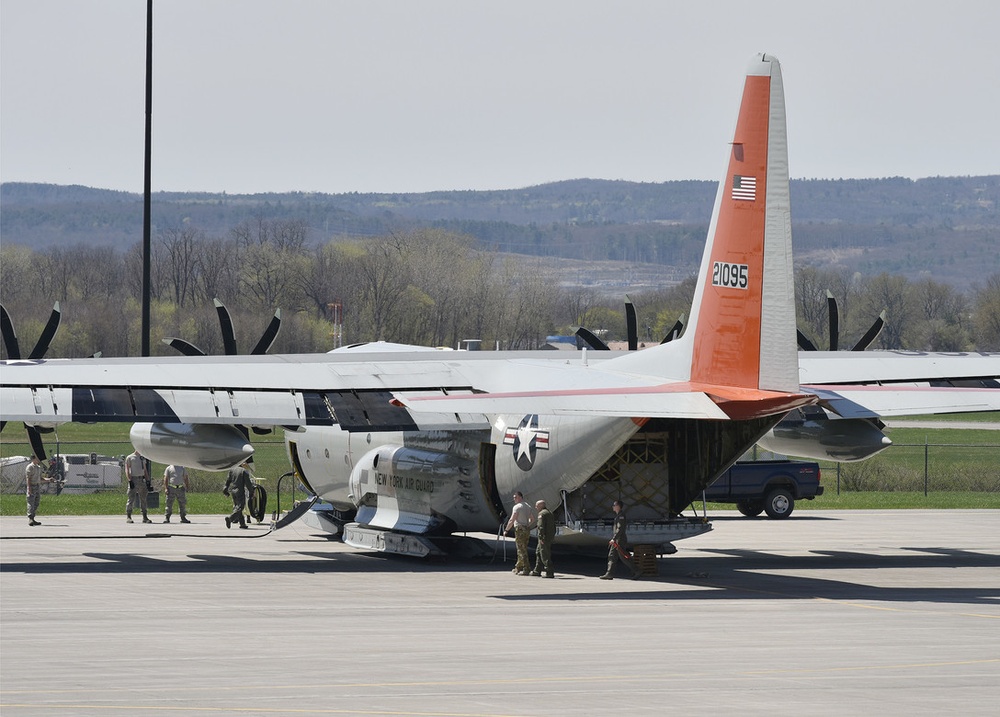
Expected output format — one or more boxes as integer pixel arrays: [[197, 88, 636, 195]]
[[2, 413, 997, 516]]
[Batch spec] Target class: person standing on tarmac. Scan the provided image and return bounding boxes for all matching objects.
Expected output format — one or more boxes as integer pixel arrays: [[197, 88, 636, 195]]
[[224, 459, 253, 529], [530, 499, 556, 578], [600, 500, 641, 580], [25, 455, 51, 526], [162, 464, 191, 524], [504, 491, 536, 575], [125, 449, 152, 524]]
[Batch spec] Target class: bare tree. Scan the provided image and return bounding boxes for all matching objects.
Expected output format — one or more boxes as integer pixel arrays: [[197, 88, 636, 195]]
[[158, 226, 202, 307], [357, 235, 411, 342], [859, 273, 912, 349]]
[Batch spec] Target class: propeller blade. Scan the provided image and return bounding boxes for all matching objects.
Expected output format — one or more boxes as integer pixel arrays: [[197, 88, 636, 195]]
[[661, 314, 685, 344], [826, 291, 839, 352], [214, 299, 238, 355], [1, 304, 21, 359], [26, 424, 47, 461], [28, 302, 61, 359], [162, 337, 207, 356], [250, 308, 282, 355], [575, 327, 610, 350], [625, 296, 638, 351], [852, 310, 887, 351], [797, 329, 818, 352]]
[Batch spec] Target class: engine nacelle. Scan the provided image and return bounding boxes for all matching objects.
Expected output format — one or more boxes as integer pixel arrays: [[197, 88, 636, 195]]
[[758, 409, 892, 462], [349, 444, 499, 534], [130, 423, 254, 471]]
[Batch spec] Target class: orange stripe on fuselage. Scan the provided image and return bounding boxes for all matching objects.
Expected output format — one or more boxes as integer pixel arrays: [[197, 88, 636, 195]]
[[690, 73, 770, 390]]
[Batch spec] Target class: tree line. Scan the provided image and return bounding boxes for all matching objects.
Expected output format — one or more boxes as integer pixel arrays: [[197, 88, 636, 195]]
[[2, 220, 999, 358]]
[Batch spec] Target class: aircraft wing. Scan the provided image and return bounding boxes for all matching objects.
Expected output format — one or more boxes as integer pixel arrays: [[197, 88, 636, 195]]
[[1, 343, 816, 427], [797, 351, 1000, 418], [798, 351, 1000, 385], [0, 352, 474, 427]]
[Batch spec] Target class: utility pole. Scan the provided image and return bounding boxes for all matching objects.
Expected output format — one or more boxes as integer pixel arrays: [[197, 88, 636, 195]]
[[141, 0, 153, 356]]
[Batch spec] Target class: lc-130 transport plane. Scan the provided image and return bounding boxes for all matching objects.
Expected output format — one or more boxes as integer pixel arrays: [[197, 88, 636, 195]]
[[2, 54, 998, 557]]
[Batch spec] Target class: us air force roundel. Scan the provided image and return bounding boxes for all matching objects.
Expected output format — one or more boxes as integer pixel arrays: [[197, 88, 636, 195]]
[[502, 414, 550, 471]]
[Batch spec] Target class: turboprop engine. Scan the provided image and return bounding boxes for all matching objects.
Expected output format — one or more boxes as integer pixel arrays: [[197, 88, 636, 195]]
[[130, 422, 254, 471], [757, 407, 892, 462], [348, 444, 502, 535]]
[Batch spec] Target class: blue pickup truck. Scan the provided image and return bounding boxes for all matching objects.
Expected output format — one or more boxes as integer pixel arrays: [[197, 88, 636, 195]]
[[703, 460, 823, 519]]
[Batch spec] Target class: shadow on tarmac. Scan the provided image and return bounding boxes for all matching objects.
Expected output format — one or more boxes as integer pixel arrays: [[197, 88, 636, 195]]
[[3, 543, 999, 606]]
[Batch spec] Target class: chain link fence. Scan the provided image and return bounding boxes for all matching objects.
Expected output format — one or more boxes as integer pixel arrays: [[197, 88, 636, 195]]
[[819, 443, 1000, 494]]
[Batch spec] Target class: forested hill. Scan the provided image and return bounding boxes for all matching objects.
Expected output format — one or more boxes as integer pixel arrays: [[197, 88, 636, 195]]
[[3, 176, 998, 288]]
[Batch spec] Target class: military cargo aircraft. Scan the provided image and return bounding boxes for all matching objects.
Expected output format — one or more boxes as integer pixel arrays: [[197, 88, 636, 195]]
[[2, 54, 997, 556]]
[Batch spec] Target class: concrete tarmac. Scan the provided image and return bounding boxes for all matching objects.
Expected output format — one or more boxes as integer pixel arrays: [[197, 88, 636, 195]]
[[2, 510, 999, 716]]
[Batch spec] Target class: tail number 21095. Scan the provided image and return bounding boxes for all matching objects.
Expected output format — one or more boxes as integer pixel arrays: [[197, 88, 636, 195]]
[[712, 261, 748, 289]]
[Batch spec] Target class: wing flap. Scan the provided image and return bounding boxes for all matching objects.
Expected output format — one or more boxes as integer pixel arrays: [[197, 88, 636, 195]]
[[809, 385, 1000, 418], [394, 383, 816, 420]]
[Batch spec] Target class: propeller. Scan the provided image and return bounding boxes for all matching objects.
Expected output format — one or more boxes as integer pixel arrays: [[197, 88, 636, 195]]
[[163, 299, 282, 437], [625, 296, 638, 351], [575, 296, 685, 350], [660, 314, 685, 344], [1, 302, 62, 459], [163, 298, 281, 357], [797, 291, 886, 352]]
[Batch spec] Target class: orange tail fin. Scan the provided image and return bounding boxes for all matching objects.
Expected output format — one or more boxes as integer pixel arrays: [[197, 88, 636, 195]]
[[685, 53, 798, 393]]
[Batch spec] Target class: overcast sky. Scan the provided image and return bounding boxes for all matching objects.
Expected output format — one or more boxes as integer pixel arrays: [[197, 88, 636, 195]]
[[2, 0, 999, 195]]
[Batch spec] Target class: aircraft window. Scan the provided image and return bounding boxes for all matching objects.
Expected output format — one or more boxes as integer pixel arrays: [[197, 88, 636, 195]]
[[305, 449, 312, 459], [324, 448, 330, 458]]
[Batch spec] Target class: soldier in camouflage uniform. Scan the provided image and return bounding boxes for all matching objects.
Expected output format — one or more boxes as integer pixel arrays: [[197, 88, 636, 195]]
[[504, 491, 536, 575], [25, 455, 50, 526], [530, 500, 556, 578], [600, 500, 640, 580], [224, 459, 253, 529], [162, 464, 191, 524], [125, 449, 152, 524]]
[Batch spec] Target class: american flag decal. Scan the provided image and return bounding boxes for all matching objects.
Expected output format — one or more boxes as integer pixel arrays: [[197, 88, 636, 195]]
[[732, 174, 756, 201]]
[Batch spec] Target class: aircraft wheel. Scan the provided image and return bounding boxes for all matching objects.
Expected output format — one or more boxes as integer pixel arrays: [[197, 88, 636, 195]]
[[736, 500, 764, 517], [764, 488, 794, 519]]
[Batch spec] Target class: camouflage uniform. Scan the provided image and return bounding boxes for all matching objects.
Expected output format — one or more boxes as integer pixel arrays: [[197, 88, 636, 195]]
[[163, 464, 190, 523], [531, 504, 556, 577], [124, 451, 151, 523], [224, 463, 253, 529], [25, 458, 45, 525], [602, 505, 639, 579], [504, 495, 536, 575]]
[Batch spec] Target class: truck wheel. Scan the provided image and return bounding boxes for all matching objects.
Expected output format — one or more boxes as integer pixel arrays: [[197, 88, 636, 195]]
[[764, 488, 794, 519], [737, 500, 764, 517]]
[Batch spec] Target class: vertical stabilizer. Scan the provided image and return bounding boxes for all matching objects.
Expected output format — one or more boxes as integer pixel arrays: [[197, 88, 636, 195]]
[[681, 53, 797, 393]]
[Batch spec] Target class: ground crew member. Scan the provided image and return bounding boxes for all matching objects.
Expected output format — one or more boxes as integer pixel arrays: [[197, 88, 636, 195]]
[[530, 499, 555, 578], [224, 459, 253, 529], [125, 448, 152, 524], [25, 455, 50, 526], [504, 491, 536, 575], [163, 464, 191, 524], [600, 499, 640, 580]]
